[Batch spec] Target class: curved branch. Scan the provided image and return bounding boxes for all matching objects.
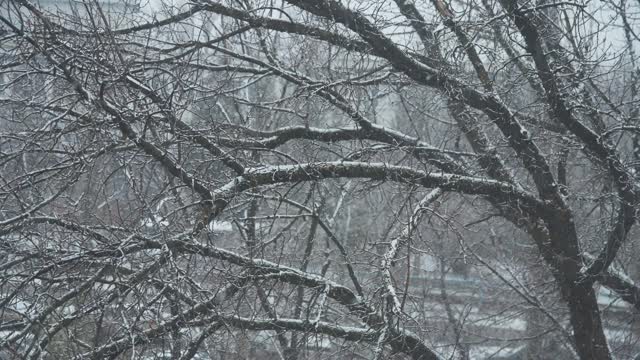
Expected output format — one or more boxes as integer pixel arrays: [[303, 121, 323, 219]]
[[282, 0, 564, 210], [160, 238, 441, 360], [208, 161, 546, 220], [198, 1, 372, 54], [382, 188, 443, 314]]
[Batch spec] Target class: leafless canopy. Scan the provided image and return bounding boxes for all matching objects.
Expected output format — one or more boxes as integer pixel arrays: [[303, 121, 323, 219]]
[[1, 0, 640, 358]]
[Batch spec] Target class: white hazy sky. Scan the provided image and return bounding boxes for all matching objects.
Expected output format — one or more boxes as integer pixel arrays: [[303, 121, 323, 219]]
[[25, 0, 639, 75]]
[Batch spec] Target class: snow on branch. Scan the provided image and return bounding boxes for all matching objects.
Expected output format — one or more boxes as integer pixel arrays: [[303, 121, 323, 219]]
[[208, 161, 546, 220]]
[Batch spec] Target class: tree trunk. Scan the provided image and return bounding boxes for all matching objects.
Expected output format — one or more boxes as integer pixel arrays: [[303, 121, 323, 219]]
[[565, 283, 611, 360]]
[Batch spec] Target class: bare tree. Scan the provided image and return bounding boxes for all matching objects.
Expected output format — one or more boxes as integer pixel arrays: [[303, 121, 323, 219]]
[[1, 0, 640, 359]]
